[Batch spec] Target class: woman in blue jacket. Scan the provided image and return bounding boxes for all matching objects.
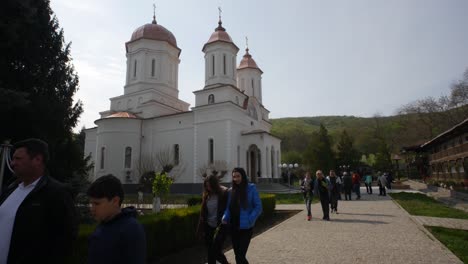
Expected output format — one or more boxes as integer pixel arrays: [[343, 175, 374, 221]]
[[222, 167, 262, 264]]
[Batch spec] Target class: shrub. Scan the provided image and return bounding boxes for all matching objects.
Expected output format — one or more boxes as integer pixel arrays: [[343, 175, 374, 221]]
[[259, 193, 276, 219], [68, 195, 275, 263], [186, 195, 202, 206]]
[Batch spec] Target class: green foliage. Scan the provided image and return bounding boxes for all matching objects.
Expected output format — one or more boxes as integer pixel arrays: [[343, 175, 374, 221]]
[[281, 151, 303, 164], [426, 226, 468, 264], [303, 124, 335, 172], [389, 192, 468, 219], [68, 195, 276, 263], [152, 172, 173, 198], [186, 196, 202, 206], [336, 130, 360, 167], [259, 194, 276, 218], [0, 0, 87, 185]]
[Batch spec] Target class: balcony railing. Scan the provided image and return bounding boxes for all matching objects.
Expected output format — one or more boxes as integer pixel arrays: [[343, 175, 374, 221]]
[[429, 143, 468, 161]]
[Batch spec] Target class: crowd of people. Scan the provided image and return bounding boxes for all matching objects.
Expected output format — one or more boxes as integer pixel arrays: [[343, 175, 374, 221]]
[[0, 138, 263, 264], [1, 137, 397, 264], [300, 169, 394, 221]]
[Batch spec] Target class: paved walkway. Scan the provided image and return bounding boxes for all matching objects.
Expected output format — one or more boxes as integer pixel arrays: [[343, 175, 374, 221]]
[[223, 192, 463, 264]]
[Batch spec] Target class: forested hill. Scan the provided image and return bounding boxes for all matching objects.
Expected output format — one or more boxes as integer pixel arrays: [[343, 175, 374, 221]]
[[270, 111, 465, 156]]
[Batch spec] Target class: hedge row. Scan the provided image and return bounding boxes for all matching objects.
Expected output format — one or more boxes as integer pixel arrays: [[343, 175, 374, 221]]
[[68, 194, 275, 263]]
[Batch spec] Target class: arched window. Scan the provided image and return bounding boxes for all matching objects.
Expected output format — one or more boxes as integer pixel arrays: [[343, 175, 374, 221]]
[[124, 147, 132, 168], [223, 54, 226, 75], [208, 94, 215, 104], [174, 144, 180, 165], [151, 59, 155, 77], [209, 138, 214, 164], [212, 55, 215, 76], [100, 147, 105, 169], [252, 79, 255, 96], [237, 145, 240, 167], [133, 60, 137, 78]]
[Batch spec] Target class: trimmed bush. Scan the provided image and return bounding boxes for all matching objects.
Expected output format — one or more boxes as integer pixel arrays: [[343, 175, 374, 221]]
[[68, 195, 275, 263], [186, 195, 202, 206], [259, 193, 276, 219]]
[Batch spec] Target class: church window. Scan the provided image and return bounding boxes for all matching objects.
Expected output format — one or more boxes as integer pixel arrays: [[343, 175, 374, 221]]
[[223, 54, 226, 75], [209, 138, 214, 164], [252, 79, 255, 96], [151, 59, 155, 77], [124, 147, 132, 169], [237, 145, 240, 167], [100, 147, 105, 169], [212, 55, 215, 76], [208, 94, 215, 104], [174, 144, 180, 165], [236, 96, 239, 105], [133, 60, 137, 78]]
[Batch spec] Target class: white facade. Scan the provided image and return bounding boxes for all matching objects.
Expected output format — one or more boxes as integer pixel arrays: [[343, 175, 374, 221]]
[[84, 18, 281, 186]]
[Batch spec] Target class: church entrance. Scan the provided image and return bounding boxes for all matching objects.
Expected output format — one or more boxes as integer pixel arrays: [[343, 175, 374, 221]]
[[247, 145, 261, 183]]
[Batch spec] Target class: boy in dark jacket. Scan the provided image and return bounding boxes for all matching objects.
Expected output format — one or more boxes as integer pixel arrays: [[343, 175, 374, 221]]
[[87, 174, 146, 264]]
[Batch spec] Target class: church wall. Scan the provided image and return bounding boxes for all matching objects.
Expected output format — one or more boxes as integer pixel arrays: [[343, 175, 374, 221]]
[[94, 118, 142, 183], [142, 112, 195, 183]]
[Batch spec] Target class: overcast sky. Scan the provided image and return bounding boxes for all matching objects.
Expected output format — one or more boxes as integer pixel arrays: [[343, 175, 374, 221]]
[[49, 0, 468, 131]]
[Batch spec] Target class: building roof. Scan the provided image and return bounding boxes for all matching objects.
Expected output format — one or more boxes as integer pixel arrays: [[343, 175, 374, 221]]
[[202, 20, 239, 52], [127, 17, 179, 50], [105, 112, 138, 119], [238, 48, 263, 73], [421, 118, 468, 149]]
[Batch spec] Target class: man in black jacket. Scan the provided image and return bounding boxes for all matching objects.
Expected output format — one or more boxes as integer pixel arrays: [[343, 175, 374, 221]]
[[0, 138, 77, 264]]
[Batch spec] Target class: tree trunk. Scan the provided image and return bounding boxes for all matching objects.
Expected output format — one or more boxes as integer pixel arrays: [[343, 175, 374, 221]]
[[152, 196, 161, 213]]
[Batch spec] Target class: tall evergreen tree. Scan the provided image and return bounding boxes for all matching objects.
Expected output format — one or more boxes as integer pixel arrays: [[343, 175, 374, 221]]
[[0, 0, 84, 183], [303, 124, 335, 173], [336, 129, 360, 168]]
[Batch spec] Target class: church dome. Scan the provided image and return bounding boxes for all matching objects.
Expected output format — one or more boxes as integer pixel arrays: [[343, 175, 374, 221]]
[[238, 48, 263, 73], [202, 21, 238, 52], [129, 18, 178, 49]]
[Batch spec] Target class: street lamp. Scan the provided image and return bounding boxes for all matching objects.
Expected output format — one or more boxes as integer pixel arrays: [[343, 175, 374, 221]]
[[279, 163, 299, 189], [339, 165, 350, 175]]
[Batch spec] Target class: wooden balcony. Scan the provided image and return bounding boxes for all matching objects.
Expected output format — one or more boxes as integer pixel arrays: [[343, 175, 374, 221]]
[[429, 143, 468, 162]]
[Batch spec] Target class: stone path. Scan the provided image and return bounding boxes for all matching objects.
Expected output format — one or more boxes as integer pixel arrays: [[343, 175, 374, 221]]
[[222, 192, 463, 264], [412, 215, 468, 231]]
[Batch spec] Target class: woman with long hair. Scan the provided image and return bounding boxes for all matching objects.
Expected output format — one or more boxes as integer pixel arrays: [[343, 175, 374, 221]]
[[197, 175, 229, 264], [222, 167, 262, 264]]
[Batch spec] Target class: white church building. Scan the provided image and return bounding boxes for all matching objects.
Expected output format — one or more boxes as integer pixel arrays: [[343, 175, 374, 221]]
[[84, 14, 281, 192]]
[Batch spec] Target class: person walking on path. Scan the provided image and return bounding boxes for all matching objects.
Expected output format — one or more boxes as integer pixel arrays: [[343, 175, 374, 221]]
[[222, 167, 262, 264], [87, 174, 146, 264], [378, 173, 387, 196], [314, 170, 330, 220], [197, 175, 229, 264], [386, 172, 393, 190], [364, 173, 373, 194], [328, 170, 340, 214], [352, 172, 361, 200], [0, 138, 77, 264], [343, 172, 353, 200], [300, 171, 314, 221]]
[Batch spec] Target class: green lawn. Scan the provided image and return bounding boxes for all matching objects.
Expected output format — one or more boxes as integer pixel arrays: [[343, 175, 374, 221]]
[[389, 192, 468, 219], [426, 226, 468, 264]]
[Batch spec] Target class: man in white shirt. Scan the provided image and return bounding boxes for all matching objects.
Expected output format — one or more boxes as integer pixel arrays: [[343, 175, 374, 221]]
[[0, 138, 77, 264]]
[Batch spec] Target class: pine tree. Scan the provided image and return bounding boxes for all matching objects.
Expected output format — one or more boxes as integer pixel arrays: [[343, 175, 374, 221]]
[[336, 129, 360, 168], [303, 124, 335, 173], [0, 0, 85, 183]]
